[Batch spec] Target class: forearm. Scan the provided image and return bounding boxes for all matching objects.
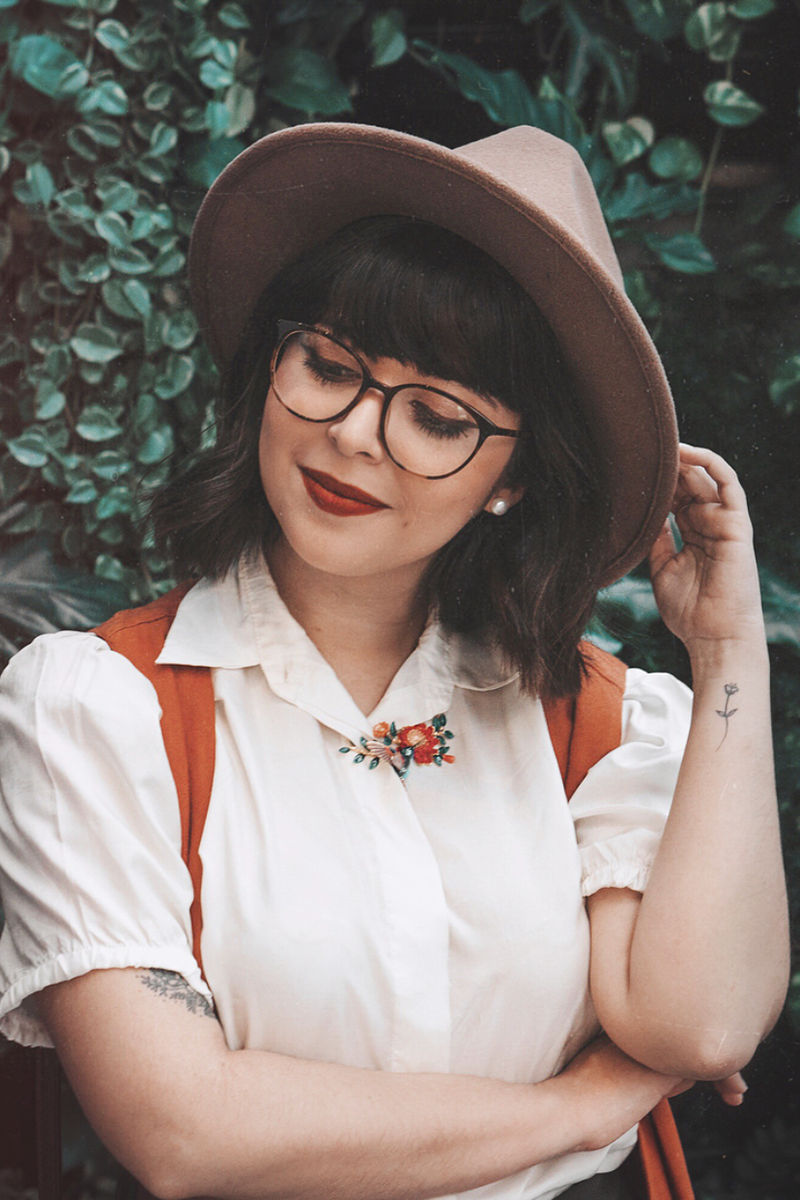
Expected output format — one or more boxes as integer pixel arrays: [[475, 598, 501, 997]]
[[185, 1051, 571, 1200], [600, 637, 789, 1077], [44, 969, 658, 1200]]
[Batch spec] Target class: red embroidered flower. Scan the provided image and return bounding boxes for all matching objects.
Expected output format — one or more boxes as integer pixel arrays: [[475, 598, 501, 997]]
[[398, 723, 438, 764]]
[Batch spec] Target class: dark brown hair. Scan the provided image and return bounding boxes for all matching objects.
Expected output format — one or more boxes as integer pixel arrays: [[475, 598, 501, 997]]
[[150, 216, 610, 698]]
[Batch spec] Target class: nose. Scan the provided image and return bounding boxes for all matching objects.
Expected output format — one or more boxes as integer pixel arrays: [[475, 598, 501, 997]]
[[327, 386, 386, 462]]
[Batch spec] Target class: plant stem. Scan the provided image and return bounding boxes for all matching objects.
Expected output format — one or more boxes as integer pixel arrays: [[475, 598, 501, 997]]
[[694, 58, 734, 239]]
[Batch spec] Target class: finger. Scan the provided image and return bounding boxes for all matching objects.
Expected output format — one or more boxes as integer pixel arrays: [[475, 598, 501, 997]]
[[713, 1072, 747, 1106], [678, 444, 749, 513], [648, 518, 678, 578], [674, 462, 722, 509]]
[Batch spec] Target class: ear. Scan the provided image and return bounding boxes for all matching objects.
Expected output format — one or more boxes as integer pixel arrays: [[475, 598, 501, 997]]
[[483, 485, 525, 516]]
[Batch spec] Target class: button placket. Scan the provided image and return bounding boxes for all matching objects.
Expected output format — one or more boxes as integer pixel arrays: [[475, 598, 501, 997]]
[[354, 757, 452, 1074]]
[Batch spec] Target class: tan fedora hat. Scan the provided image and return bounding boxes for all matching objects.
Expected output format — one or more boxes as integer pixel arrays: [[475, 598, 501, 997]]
[[189, 122, 678, 585]]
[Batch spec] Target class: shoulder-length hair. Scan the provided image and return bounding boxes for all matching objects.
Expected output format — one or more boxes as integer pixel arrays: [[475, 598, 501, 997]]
[[150, 216, 611, 699]]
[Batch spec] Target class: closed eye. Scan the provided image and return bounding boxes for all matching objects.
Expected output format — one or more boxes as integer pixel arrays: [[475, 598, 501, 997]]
[[409, 398, 476, 440], [303, 349, 361, 386]]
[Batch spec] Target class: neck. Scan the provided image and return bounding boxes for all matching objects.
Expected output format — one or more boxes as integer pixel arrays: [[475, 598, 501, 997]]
[[265, 538, 431, 716]]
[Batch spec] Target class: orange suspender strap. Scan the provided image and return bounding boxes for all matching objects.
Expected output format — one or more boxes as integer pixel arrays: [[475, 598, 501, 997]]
[[543, 642, 694, 1200], [96, 598, 692, 1200]]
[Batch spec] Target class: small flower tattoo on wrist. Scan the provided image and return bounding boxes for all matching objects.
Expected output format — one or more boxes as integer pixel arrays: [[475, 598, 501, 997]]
[[716, 683, 739, 748]]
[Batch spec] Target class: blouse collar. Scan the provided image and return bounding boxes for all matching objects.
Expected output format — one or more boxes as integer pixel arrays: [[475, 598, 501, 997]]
[[157, 556, 517, 740]]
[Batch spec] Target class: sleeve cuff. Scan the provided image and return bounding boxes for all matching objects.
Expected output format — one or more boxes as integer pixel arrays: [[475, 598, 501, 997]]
[[580, 829, 660, 898], [0, 942, 211, 1048]]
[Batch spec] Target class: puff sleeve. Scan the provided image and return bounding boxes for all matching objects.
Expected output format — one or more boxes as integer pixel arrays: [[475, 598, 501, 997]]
[[569, 667, 692, 897], [0, 631, 211, 1048]]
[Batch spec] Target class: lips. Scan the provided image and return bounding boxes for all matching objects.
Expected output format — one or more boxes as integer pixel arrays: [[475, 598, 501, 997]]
[[300, 467, 388, 517]]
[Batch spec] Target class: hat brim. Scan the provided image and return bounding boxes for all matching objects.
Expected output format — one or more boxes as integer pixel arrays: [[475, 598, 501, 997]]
[[189, 123, 678, 586]]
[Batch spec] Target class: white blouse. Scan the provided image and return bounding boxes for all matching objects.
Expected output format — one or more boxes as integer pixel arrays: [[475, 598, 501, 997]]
[[0, 556, 692, 1200]]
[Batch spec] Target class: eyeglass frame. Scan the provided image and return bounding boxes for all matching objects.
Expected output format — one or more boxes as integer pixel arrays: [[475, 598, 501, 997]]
[[270, 320, 524, 480]]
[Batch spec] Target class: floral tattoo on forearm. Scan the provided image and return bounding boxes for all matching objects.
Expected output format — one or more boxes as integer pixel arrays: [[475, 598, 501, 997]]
[[137, 968, 218, 1020], [716, 683, 739, 748]]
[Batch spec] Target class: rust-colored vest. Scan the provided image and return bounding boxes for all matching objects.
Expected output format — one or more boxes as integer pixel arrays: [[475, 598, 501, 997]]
[[95, 586, 694, 1200]]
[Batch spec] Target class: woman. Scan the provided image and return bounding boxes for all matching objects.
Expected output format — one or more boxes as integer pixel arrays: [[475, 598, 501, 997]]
[[0, 124, 789, 1200]]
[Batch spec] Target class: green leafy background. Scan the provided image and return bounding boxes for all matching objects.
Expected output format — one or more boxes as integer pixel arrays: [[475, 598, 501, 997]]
[[1, 1, 799, 1196]]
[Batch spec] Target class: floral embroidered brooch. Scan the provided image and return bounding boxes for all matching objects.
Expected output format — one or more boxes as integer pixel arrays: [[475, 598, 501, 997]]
[[340, 714, 455, 781]]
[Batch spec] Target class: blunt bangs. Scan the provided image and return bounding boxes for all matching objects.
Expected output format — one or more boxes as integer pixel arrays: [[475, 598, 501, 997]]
[[250, 216, 569, 420]]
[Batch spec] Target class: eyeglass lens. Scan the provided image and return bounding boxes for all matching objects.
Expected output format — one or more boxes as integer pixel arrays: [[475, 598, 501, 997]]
[[273, 329, 482, 477]]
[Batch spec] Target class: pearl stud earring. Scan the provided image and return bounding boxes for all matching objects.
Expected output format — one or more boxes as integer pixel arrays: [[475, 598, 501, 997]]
[[490, 498, 508, 516]]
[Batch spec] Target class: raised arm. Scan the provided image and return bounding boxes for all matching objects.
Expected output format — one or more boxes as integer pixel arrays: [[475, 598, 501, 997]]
[[588, 445, 790, 1080], [38, 968, 690, 1200]]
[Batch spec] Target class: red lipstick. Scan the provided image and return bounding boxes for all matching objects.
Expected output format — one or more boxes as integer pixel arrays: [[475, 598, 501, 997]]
[[300, 467, 388, 517]]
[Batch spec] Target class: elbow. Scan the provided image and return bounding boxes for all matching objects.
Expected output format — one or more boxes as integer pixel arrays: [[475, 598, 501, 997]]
[[122, 1125, 209, 1200], [675, 1030, 762, 1082]]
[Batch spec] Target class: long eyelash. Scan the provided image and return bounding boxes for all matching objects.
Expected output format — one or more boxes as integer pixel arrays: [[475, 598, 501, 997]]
[[412, 401, 473, 440]]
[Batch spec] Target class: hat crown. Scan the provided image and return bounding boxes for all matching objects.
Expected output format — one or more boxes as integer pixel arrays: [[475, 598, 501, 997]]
[[456, 126, 623, 288]]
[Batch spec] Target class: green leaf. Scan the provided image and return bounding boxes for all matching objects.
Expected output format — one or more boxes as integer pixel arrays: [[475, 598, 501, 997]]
[[35, 380, 67, 420], [122, 278, 151, 316], [769, 354, 800, 412], [96, 179, 139, 212], [143, 81, 174, 110], [265, 47, 352, 115], [71, 324, 124, 363], [644, 231, 717, 273], [65, 478, 99, 504], [101, 279, 138, 319], [78, 254, 112, 284], [108, 245, 152, 275], [95, 210, 129, 248], [370, 9, 406, 68], [76, 404, 123, 441], [730, 0, 775, 17], [184, 136, 245, 187], [95, 484, 132, 518], [224, 83, 256, 138], [602, 117, 654, 167], [519, 0, 556, 22], [21, 162, 56, 207], [91, 450, 130, 481], [0, 535, 127, 645], [218, 2, 251, 28], [77, 79, 128, 116], [163, 311, 198, 350], [136, 426, 175, 464], [65, 126, 99, 161], [414, 43, 585, 148], [56, 187, 94, 220], [6, 431, 49, 468], [204, 99, 230, 138], [95, 553, 125, 581], [200, 58, 234, 90], [685, 2, 740, 59], [621, 0, 692, 40], [9, 35, 89, 98], [95, 18, 130, 53], [154, 354, 195, 399], [150, 122, 178, 155], [82, 117, 123, 147], [760, 567, 800, 651], [648, 136, 703, 182], [704, 80, 765, 126], [782, 202, 800, 240], [603, 173, 698, 223], [152, 247, 185, 277]]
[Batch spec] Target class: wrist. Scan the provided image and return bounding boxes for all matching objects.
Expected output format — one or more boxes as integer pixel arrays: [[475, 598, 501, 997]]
[[685, 633, 769, 680]]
